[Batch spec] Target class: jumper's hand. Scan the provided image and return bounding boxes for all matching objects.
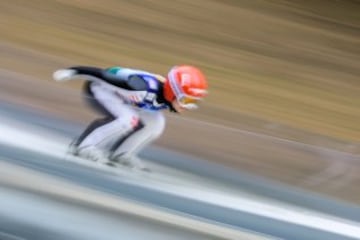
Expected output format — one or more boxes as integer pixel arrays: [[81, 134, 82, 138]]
[[53, 69, 77, 82]]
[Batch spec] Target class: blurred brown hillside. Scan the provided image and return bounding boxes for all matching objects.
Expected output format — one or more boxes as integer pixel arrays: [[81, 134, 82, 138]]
[[0, 0, 359, 143]]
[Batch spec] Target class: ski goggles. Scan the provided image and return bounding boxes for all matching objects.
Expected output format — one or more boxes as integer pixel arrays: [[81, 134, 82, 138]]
[[176, 94, 202, 110], [178, 95, 199, 105]]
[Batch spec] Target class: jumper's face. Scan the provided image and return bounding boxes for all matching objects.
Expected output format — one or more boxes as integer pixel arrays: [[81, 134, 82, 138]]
[[171, 99, 185, 113]]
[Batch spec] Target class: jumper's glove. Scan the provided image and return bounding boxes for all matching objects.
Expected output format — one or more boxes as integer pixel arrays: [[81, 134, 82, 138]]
[[53, 69, 78, 82]]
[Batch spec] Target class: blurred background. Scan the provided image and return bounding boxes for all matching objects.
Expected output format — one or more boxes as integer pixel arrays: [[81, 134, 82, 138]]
[[0, 0, 359, 204]]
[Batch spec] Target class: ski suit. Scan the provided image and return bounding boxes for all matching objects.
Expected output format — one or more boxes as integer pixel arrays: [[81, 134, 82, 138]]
[[68, 66, 174, 161]]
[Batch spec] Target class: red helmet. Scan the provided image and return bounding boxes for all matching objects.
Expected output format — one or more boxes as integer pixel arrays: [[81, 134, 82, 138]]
[[164, 65, 208, 109]]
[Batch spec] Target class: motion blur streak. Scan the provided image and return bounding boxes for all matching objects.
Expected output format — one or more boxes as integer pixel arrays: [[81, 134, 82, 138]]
[[0, 162, 266, 240], [0, 104, 359, 240]]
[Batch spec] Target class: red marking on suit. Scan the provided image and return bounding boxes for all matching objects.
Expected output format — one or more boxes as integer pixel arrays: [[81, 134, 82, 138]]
[[131, 116, 139, 128]]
